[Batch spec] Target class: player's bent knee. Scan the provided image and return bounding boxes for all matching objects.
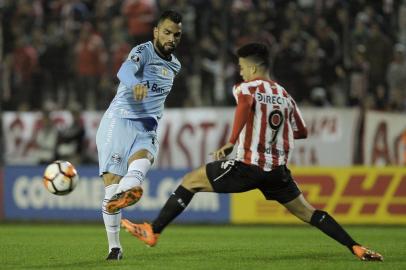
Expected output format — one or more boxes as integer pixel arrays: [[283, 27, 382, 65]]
[[181, 167, 212, 193], [284, 205, 314, 223], [129, 149, 154, 164], [292, 207, 314, 223], [295, 211, 312, 223], [181, 171, 200, 191], [283, 194, 315, 222]]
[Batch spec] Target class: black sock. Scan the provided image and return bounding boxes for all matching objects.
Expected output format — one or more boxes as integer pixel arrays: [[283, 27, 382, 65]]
[[152, 185, 194, 234], [310, 210, 359, 252]]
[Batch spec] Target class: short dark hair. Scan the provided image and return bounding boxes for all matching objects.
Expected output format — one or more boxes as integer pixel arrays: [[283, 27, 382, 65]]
[[237, 43, 270, 68], [157, 10, 182, 25]]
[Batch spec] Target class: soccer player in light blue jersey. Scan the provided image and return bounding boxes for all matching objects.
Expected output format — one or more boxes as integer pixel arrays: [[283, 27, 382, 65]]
[[96, 10, 182, 260]]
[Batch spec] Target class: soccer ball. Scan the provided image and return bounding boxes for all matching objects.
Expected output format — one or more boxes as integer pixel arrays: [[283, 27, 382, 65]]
[[43, 160, 79, 195]]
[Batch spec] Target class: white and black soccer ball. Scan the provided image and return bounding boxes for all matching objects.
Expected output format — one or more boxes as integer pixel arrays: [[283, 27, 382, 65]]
[[43, 160, 79, 195]]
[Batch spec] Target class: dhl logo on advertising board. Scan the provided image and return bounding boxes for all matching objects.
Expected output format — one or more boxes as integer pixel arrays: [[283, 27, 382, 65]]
[[231, 167, 406, 224]]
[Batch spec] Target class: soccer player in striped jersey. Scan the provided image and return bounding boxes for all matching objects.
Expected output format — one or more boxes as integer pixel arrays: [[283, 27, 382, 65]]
[[121, 43, 383, 261], [96, 10, 182, 260]]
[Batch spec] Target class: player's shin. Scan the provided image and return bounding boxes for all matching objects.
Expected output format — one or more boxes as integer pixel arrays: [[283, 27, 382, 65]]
[[102, 184, 122, 251], [152, 185, 194, 233], [116, 158, 151, 193], [310, 210, 358, 252]]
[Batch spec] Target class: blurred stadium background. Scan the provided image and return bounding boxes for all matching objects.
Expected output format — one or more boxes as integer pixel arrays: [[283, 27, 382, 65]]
[[0, 0, 406, 268]]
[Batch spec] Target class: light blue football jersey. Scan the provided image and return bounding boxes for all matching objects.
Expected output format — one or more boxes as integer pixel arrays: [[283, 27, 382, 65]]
[[107, 41, 181, 121]]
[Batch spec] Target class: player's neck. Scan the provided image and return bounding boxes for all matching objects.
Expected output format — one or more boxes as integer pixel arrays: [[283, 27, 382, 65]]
[[153, 42, 172, 61], [248, 74, 271, 81]]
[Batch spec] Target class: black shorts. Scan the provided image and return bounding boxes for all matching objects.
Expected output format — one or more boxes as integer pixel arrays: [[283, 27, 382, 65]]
[[206, 159, 301, 204]]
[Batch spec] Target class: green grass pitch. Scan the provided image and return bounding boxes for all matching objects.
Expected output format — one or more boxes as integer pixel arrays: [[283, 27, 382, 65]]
[[0, 224, 404, 270]]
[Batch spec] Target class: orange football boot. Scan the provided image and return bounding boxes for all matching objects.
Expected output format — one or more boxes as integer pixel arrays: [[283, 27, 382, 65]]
[[352, 245, 383, 261], [121, 219, 159, 247], [106, 186, 143, 213]]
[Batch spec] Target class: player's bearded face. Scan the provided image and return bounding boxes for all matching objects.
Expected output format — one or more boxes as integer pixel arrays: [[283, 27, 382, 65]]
[[154, 19, 182, 56]]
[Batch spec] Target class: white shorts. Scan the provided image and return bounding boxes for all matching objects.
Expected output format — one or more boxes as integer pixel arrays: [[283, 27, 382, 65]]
[[96, 114, 158, 176]]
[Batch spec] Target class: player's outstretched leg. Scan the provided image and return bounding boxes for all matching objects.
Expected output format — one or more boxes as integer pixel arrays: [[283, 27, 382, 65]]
[[122, 167, 209, 245], [121, 184, 195, 246], [284, 195, 383, 261], [310, 209, 383, 261]]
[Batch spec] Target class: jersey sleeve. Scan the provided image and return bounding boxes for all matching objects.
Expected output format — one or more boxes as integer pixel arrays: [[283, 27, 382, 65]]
[[117, 44, 152, 89], [229, 83, 254, 144], [289, 97, 308, 139], [232, 83, 242, 103], [172, 56, 182, 76]]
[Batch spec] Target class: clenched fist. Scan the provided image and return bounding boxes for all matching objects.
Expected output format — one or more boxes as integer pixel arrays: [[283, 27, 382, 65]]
[[133, 84, 148, 101]]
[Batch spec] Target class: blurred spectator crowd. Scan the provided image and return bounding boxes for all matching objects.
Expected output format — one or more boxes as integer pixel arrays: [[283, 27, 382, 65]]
[[1, 0, 406, 112]]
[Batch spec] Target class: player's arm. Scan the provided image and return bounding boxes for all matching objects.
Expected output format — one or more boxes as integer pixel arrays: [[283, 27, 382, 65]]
[[290, 99, 308, 139], [228, 94, 253, 144], [212, 89, 253, 160], [117, 45, 150, 100]]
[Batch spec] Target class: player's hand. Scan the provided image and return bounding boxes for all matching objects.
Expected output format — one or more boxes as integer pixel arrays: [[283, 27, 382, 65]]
[[133, 84, 148, 101], [211, 142, 234, 160]]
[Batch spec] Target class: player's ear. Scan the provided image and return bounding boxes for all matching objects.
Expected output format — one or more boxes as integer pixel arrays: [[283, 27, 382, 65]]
[[153, 27, 158, 40], [250, 65, 257, 75]]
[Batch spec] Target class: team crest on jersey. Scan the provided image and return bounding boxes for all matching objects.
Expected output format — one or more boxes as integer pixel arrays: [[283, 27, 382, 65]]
[[111, 153, 122, 164], [162, 67, 168, 76]]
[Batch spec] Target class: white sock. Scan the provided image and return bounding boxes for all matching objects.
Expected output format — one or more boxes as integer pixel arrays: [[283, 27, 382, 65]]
[[116, 158, 151, 194], [102, 184, 122, 252]]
